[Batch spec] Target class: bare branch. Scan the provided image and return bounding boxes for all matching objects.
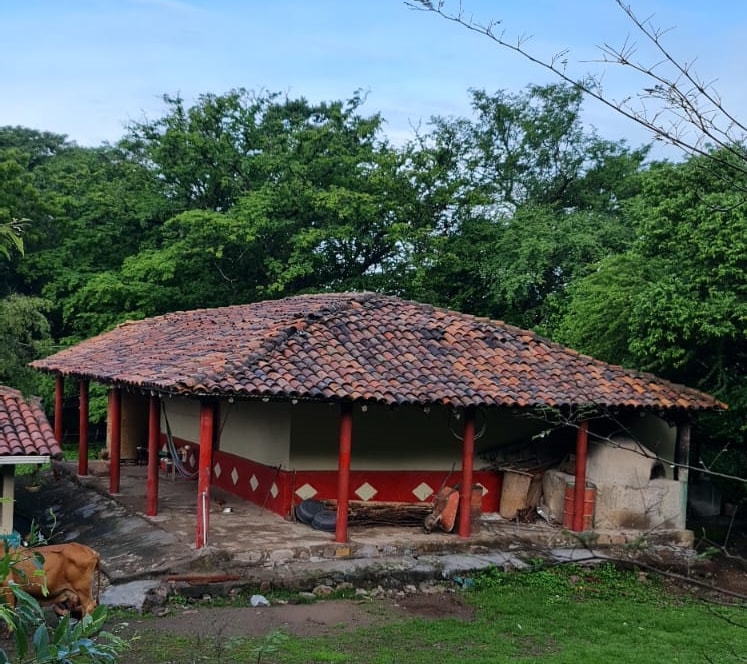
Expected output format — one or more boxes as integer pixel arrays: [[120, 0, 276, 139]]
[[407, 0, 747, 193]]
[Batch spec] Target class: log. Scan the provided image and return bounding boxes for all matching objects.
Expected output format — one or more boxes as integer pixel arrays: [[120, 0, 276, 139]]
[[165, 574, 241, 584]]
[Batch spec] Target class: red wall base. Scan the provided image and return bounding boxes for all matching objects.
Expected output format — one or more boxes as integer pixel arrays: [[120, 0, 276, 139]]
[[166, 437, 501, 518]]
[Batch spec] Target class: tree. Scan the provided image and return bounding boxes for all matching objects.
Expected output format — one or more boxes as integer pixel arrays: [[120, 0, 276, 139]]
[[409, 0, 747, 191], [0, 220, 24, 262], [403, 84, 647, 324], [0, 128, 67, 299], [0, 150, 38, 278], [57, 89, 433, 337], [0, 294, 53, 395], [19, 144, 170, 340], [123, 89, 285, 212], [556, 150, 747, 497], [0, 126, 69, 168]]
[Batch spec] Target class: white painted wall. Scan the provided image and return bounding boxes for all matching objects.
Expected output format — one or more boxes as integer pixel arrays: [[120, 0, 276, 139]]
[[156, 398, 552, 472], [288, 403, 549, 471], [162, 398, 292, 468], [219, 400, 291, 467], [593, 480, 681, 530], [586, 437, 662, 486], [625, 414, 677, 479], [161, 398, 199, 443], [288, 402, 465, 470]]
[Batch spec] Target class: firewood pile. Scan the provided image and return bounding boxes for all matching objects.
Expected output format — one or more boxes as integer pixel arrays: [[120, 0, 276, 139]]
[[322, 500, 433, 527], [514, 505, 540, 523]]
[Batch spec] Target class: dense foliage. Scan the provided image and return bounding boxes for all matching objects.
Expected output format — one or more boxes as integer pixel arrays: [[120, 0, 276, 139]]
[[1, 83, 744, 493]]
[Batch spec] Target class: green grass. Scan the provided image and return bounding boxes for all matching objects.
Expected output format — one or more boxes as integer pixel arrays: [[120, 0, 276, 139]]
[[114, 564, 746, 664]]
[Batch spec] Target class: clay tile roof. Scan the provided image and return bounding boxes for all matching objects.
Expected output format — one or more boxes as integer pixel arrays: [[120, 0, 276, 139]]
[[0, 386, 63, 459], [30, 293, 726, 412]]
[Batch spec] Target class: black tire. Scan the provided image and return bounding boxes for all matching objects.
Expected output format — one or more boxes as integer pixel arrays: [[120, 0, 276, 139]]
[[311, 509, 337, 532], [295, 499, 325, 525]]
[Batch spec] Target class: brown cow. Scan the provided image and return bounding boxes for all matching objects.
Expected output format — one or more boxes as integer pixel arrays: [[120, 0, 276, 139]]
[[3, 543, 101, 617]]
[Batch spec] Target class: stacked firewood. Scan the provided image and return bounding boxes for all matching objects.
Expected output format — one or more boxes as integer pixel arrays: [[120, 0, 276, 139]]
[[322, 500, 432, 527]]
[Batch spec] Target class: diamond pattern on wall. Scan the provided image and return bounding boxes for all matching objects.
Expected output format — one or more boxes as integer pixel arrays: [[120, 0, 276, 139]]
[[295, 483, 317, 500], [412, 482, 434, 502], [249, 474, 259, 492], [354, 482, 377, 501], [213, 462, 222, 479], [270, 483, 278, 498], [230, 467, 239, 486]]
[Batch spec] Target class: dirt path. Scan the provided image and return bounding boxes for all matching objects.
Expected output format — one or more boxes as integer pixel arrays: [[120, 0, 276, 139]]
[[113, 593, 474, 640]]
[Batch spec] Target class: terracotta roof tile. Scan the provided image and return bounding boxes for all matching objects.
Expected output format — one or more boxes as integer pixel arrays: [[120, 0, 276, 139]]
[[31, 293, 725, 412], [0, 386, 63, 459]]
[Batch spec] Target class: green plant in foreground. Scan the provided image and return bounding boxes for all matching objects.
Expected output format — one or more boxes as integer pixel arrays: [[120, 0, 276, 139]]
[[251, 629, 288, 664], [0, 594, 127, 664], [0, 539, 129, 664]]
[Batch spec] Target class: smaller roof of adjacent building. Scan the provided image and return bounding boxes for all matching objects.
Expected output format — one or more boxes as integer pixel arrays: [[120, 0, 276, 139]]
[[0, 386, 63, 460], [31, 293, 726, 413]]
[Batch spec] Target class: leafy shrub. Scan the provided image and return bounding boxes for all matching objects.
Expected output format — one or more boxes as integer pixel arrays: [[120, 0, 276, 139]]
[[0, 546, 127, 663]]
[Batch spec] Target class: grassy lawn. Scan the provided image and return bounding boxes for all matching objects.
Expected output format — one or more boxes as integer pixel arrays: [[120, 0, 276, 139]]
[[118, 563, 746, 663]]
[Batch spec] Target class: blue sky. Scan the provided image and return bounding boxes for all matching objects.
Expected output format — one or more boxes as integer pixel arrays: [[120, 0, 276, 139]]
[[2, 0, 745, 155]]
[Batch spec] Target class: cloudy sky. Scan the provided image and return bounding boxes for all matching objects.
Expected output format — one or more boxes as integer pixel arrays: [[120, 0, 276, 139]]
[[2, 0, 745, 155]]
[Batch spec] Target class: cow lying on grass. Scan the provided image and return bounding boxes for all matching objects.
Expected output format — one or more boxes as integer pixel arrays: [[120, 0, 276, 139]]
[[2, 543, 101, 618]]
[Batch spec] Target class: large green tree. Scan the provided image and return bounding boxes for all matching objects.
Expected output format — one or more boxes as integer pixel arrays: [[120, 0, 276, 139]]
[[556, 150, 747, 489], [407, 84, 647, 325], [22, 144, 169, 339], [60, 90, 430, 338], [0, 128, 59, 395], [0, 294, 52, 395]]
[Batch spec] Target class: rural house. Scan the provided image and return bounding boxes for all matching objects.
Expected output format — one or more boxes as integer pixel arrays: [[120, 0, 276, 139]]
[[30, 293, 725, 548]]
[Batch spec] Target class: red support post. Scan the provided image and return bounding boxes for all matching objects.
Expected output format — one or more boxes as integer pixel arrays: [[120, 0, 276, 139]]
[[458, 406, 475, 538], [196, 401, 215, 548], [146, 394, 160, 517], [572, 420, 589, 532], [108, 388, 122, 494], [54, 375, 64, 443], [335, 402, 353, 544], [78, 379, 89, 476]]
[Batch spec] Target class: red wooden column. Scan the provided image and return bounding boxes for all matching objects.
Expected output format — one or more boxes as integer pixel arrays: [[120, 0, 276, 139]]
[[335, 402, 353, 544], [108, 388, 122, 494], [146, 394, 161, 517], [78, 379, 89, 476], [572, 420, 589, 532], [458, 406, 476, 538], [54, 375, 64, 443], [195, 401, 215, 548]]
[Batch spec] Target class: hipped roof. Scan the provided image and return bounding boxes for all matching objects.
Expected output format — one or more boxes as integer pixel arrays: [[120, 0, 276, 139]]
[[31, 293, 725, 413], [0, 386, 63, 459]]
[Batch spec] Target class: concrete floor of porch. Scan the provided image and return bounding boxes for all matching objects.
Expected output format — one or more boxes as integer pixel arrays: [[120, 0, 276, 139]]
[[58, 460, 688, 568]]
